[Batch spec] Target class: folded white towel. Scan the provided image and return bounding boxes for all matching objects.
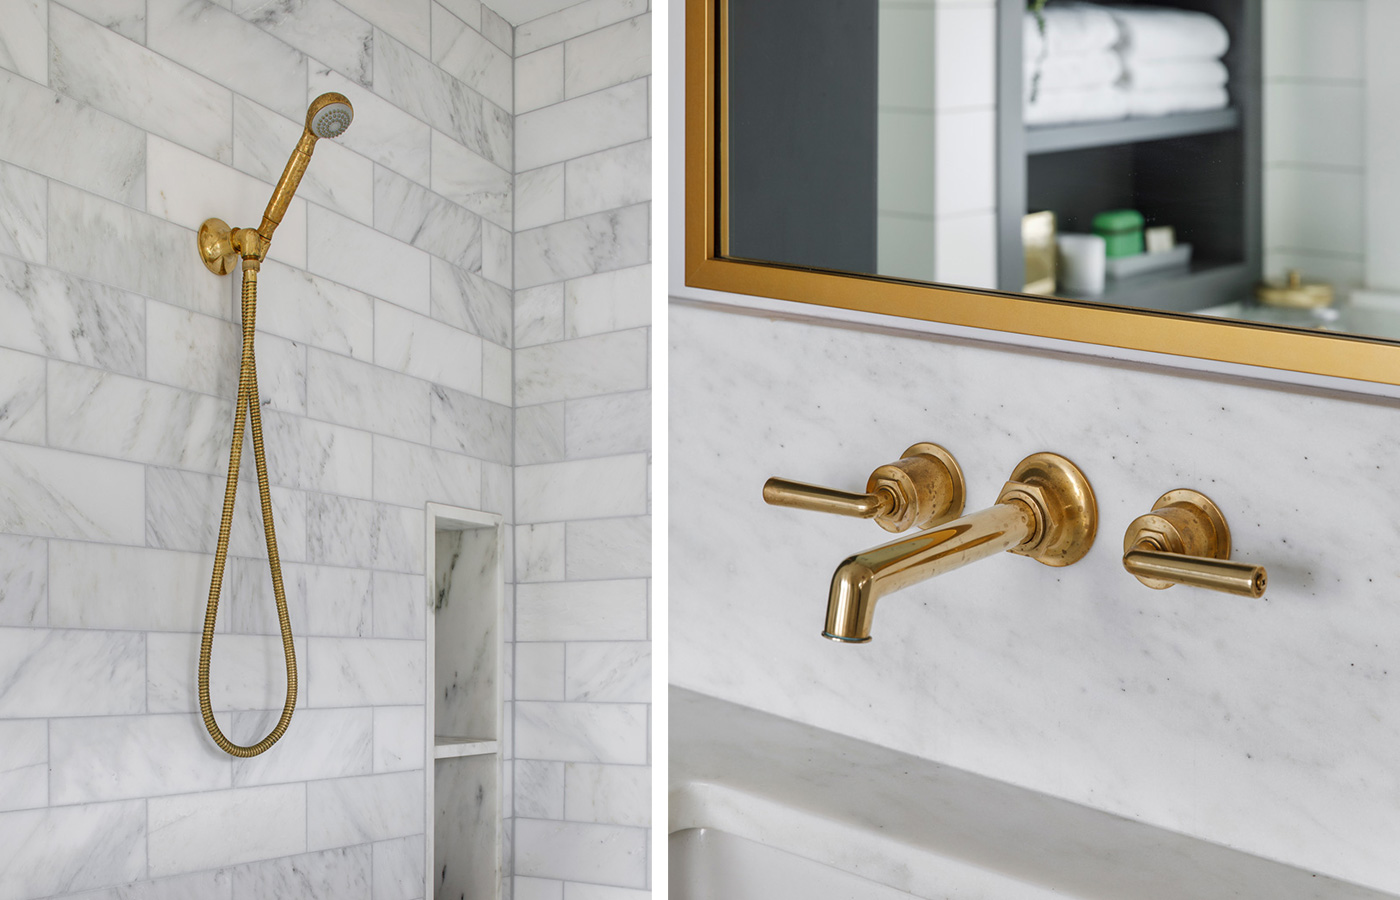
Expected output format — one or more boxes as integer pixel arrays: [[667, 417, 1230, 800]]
[[1108, 6, 1229, 62], [1125, 58, 1228, 90], [1126, 85, 1229, 117], [1025, 50, 1125, 100], [1024, 3, 1121, 60], [1025, 85, 1130, 126]]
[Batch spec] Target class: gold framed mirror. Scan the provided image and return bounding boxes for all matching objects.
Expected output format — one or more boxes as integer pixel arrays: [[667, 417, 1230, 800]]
[[683, 0, 1400, 386]]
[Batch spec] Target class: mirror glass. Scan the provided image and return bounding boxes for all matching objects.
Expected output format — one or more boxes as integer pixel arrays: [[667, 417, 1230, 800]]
[[723, 0, 1396, 339]]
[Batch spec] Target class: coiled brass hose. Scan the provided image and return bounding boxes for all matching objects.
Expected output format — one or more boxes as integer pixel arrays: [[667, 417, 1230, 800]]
[[198, 260, 297, 757]]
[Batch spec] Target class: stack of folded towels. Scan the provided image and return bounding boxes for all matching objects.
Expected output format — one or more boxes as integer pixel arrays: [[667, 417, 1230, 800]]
[[1024, 2, 1231, 126]]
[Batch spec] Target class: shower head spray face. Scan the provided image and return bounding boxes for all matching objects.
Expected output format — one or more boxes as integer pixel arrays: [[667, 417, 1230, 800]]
[[307, 93, 354, 139]]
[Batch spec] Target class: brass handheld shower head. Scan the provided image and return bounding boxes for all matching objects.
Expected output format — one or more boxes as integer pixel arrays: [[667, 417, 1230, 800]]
[[197, 92, 354, 273]]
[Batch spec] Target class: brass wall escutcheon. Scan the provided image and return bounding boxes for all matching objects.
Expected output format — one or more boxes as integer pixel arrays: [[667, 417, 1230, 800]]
[[1122, 489, 1267, 598], [763, 442, 966, 533], [824, 452, 1097, 643]]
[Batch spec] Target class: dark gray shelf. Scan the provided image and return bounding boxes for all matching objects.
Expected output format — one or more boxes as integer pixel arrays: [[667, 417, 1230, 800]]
[[1053, 260, 1252, 313], [1026, 108, 1242, 155]]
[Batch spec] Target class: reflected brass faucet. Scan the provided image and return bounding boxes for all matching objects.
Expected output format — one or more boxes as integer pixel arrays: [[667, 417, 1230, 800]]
[[824, 453, 1097, 642]]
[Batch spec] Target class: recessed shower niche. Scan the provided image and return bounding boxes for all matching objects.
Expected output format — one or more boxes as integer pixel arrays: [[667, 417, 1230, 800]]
[[426, 504, 504, 900]]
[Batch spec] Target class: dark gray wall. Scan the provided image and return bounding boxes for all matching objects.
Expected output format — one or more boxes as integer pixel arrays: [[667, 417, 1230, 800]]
[[727, 0, 878, 275]]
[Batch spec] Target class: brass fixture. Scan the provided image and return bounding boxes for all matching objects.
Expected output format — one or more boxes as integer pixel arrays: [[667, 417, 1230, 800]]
[[197, 93, 353, 758], [763, 442, 965, 533], [1256, 269, 1334, 310], [824, 452, 1097, 642], [1122, 489, 1266, 598]]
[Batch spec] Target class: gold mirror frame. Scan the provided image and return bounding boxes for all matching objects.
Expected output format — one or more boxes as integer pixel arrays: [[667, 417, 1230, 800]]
[[683, 0, 1400, 386]]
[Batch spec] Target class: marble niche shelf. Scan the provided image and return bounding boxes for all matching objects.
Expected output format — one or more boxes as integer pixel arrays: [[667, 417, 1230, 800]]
[[434, 737, 498, 760]]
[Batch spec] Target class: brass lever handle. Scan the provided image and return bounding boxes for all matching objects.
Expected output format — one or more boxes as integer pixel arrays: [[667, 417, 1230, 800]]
[[763, 442, 966, 533], [1122, 489, 1267, 598]]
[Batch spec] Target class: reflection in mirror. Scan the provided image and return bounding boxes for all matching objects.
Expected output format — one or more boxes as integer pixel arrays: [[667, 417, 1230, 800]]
[[723, 0, 1392, 338]]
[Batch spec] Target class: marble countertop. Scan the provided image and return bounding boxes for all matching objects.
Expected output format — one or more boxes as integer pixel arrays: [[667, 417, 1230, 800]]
[[671, 687, 1397, 900]]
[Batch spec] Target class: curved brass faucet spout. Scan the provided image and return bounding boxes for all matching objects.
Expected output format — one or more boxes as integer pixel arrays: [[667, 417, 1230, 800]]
[[823, 452, 1097, 643]]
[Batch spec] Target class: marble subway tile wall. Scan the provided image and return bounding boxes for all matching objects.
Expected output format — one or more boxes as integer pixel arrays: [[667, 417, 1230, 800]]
[[0, 1, 519, 897], [511, 1, 652, 898]]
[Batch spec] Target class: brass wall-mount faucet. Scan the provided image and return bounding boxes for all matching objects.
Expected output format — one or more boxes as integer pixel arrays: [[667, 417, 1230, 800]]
[[763, 442, 966, 533], [1122, 489, 1266, 597], [823, 452, 1097, 643]]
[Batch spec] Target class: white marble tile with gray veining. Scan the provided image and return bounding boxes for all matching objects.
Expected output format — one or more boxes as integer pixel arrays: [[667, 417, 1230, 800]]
[[307, 770, 423, 850], [146, 631, 308, 714], [0, 719, 46, 812], [0, 0, 45, 82], [564, 762, 648, 827], [51, 4, 233, 162], [343, 0, 429, 54], [49, 714, 231, 805], [374, 165, 483, 271], [148, 784, 306, 877], [49, 541, 211, 632], [563, 14, 648, 98], [434, 527, 498, 735], [148, 0, 307, 121], [62, 0, 148, 42], [513, 818, 646, 887], [0, 627, 145, 717], [371, 704, 423, 772], [310, 65, 430, 186], [374, 29, 511, 168], [515, 759, 564, 819], [515, 80, 648, 172], [0, 347, 43, 444], [0, 159, 45, 263], [476, 336, 508, 403], [258, 408, 374, 498], [373, 434, 482, 510], [430, 256, 511, 345], [515, 0, 647, 55], [0, 533, 45, 626], [435, 755, 497, 899], [515, 329, 647, 406], [307, 636, 425, 707], [566, 390, 649, 459], [372, 571, 426, 640], [0, 442, 144, 542], [299, 563, 373, 636], [429, 383, 511, 463], [516, 45, 563, 114], [514, 204, 648, 289], [256, 260, 374, 360], [233, 96, 374, 225], [516, 163, 565, 231], [515, 642, 564, 700], [49, 869, 235, 900], [0, 801, 146, 900], [515, 283, 564, 348], [565, 642, 648, 704], [306, 347, 431, 442], [230, 844, 371, 900], [47, 361, 231, 471], [479, 3, 510, 52], [564, 264, 649, 338], [230, 707, 373, 786], [0, 70, 144, 206], [376, 299, 482, 396], [430, 130, 510, 228], [145, 134, 307, 269], [566, 515, 648, 580], [438, 0, 481, 29], [233, 0, 373, 85], [565, 140, 649, 221], [516, 522, 565, 581], [516, 454, 647, 523], [145, 466, 308, 562], [218, 554, 308, 635], [481, 458, 513, 522], [0, 257, 146, 376], [514, 580, 647, 642], [483, 221, 511, 291], [306, 493, 422, 572], [372, 834, 424, 900], [514, 402, 565, 465], [513, 877, 564, 900], [306, 204, 430, 314], [432, 2, 511, 111], [49, 182, 227, 319]]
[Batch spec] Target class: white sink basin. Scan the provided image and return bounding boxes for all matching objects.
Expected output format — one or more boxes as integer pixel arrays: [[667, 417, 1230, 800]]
[[670, 687, 1397, 900]]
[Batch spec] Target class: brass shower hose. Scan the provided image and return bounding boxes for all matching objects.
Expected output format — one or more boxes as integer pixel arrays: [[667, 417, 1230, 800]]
[[198, 259, 297, 757]]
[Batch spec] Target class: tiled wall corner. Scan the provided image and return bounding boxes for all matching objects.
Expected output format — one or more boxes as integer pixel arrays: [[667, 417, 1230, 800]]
[[509, 0, 653, 896]]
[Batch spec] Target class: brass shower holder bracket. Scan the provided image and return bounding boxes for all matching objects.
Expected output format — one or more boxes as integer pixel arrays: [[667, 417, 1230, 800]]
[[996, 451, 1097, 566], [199, 218, 268, 275]]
